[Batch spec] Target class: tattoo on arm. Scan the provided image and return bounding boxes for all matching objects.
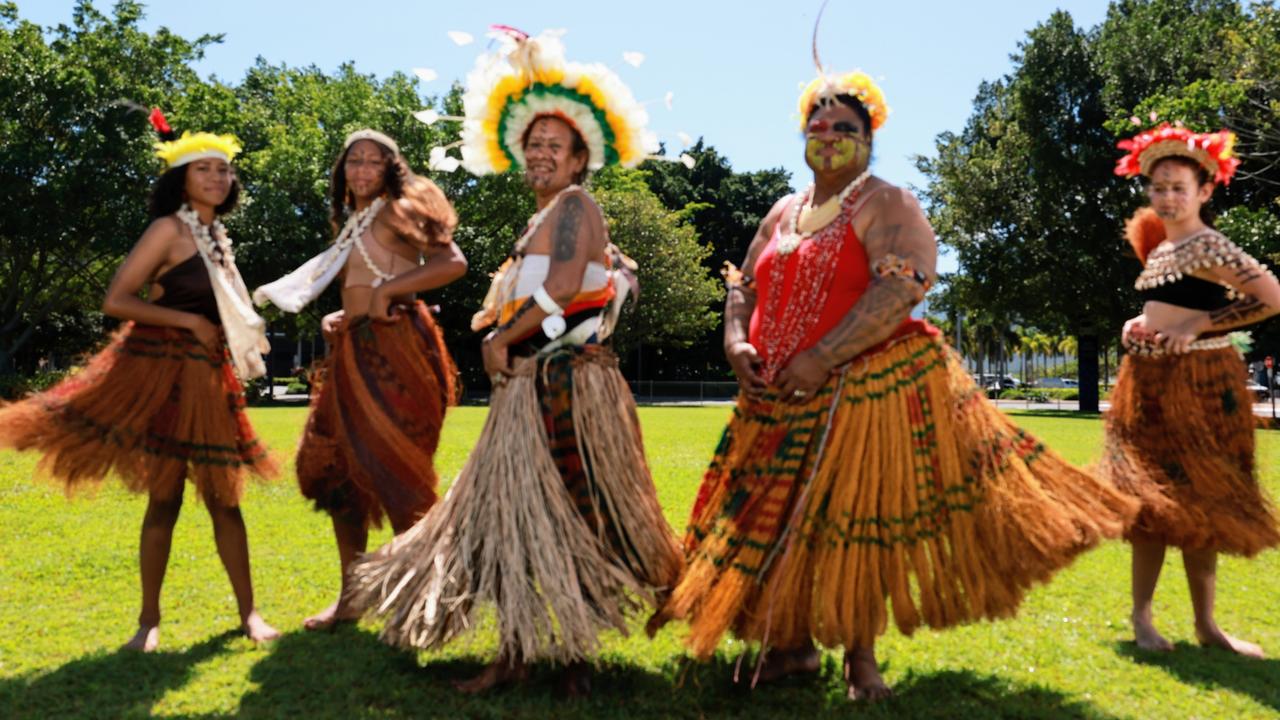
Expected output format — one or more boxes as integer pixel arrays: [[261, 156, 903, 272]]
[[494, 297, 536, 337], [1232, 264, 1264, 284], [724, 285, 757, 347], [811, 277, 919, 367], [552, 194, 585, 262], [1209, 295, 1267, 328]]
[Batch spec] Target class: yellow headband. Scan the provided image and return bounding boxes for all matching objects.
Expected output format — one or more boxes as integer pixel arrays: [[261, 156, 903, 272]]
[[798, 71, 889, 132], [155, 131, 241, 169]]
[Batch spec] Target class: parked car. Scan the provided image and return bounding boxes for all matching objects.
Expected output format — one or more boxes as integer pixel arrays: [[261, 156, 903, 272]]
[[1246, 380, 1271, 401], [1035, 377, 1078, 389]]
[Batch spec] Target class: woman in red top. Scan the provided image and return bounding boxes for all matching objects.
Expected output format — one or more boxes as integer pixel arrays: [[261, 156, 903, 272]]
[[650, 70, 1138, 702]]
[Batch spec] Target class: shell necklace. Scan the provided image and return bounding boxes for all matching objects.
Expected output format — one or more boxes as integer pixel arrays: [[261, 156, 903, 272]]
[[776, 168, 872, 255], [177, 204, 234, 270], [307, 197, 386, 284]]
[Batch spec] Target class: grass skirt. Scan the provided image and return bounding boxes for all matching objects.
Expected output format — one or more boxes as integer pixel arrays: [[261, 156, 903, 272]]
[[297, 302, 457, 530], [0, 323, 276, 505], [347, 345, 681, 664], [1099, 348, 1279, 555], [657, 333, 1138, 657]]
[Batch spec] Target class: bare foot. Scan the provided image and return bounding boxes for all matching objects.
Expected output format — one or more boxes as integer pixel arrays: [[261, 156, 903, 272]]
[[1132, 613, 1174, 652], [1197, 626, 1265, 658], [242, 611, 281, 645], [122, 625, 160, 652], [738, 645, 821, 685], [303, 599, 361, 632], [453, 659, 529, 694], [557, 661, 592, 699], [844, 647, 892, 703]]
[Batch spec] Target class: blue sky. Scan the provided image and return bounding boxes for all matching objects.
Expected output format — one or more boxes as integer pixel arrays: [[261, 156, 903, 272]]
[[22, 0, 1113, 276], [21, 0, 1113, 190]]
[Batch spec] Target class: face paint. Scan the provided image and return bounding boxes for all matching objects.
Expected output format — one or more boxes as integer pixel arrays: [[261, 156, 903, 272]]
[[805, 135, 868, 173]]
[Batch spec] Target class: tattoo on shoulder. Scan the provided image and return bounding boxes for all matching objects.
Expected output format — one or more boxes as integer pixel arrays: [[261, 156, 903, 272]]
[[552, 194, 585, 262], [1209, 295, 1266, 327]]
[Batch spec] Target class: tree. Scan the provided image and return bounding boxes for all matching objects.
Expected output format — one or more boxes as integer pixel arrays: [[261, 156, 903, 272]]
[[0, 1, 218, 373]]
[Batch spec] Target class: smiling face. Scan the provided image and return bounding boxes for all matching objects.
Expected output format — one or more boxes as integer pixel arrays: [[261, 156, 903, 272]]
[[183, 158, 234, 210], [804, 102, 871, 177], [343, 139, 389, 203], [1146, 158, 1213, 226], [522, 116, 588, 193]]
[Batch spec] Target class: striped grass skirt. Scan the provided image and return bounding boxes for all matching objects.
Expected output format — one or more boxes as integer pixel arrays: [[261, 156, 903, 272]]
[[656, 332, 1138, 657]]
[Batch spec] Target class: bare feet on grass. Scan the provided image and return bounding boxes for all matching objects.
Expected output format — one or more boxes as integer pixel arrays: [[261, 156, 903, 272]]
[[1197, 624, 1265, 658], [844, 646, 892, 703], [740, 644, 821, 685], [122, 625, 160, 652], [453, 658, 530, 694], [241, 610, 280, 645], [1133, 612, 1175, 652], [303, 598, 361, 631]]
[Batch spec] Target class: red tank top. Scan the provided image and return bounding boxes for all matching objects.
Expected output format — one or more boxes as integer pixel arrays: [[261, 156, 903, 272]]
[[748, 195, 928, 377]]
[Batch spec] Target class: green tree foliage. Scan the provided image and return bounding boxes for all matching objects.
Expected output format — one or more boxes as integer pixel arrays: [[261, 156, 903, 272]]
[[0, 1, 732, 388], [0, 1, 217, 372], [918, 0, 1280, 410]]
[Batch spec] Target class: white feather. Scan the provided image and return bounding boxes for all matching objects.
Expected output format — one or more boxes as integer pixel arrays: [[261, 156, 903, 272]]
[[447, 30, 474, 46], [664, 91, 674, 111], [677, 131, 693, 147], [413, 68, 438, 83], [414, 109, 441, 125], [679, 153, 695, 169], [622, 51, 645, 68]]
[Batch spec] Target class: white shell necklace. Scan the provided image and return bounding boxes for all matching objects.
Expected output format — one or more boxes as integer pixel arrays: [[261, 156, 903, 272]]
[[177, 204, 233, 269], [776, 168, 873, 255], [307, 197, 386, 284], [514, 184, 581, 255]]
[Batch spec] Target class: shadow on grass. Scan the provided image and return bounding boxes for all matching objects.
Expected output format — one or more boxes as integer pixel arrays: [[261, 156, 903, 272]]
[[0, 630, 237, 719], [224, 628, 1120, 719], [1116, 640, 1280, 712]]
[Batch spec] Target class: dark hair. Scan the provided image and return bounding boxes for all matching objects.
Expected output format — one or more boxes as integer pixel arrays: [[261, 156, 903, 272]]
[[521, 115, 591, 186], [807, 94, 873, 138], [148, 164, 241, 219], [1144, 155, 1216, 227], [328, 140, 414, 235]]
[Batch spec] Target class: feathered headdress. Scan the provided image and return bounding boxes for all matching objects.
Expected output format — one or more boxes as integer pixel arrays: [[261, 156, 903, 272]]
[[149, 108, 241, 169], [430, 26, 659, 175], [1114, 122, 1239, 185], [797, 1, 889, 131]]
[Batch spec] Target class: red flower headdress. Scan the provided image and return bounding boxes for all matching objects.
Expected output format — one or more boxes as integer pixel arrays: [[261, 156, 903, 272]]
[[1114, 122, 1240, 185]]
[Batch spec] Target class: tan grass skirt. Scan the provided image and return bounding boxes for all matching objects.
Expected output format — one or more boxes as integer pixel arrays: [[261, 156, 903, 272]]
[[347, 345, 681, 664]]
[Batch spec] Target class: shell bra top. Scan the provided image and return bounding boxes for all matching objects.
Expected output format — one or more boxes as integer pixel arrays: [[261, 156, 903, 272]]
[[1135, 229, 1247, 314], [749, 195, 925, 371], [344, 228, 420, 289], [502, 254, 615, 356], [154, 252, 220, 325]]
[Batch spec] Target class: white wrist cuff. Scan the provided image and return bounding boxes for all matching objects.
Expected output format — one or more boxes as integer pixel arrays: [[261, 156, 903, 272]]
[[533, 285, 563, 315]]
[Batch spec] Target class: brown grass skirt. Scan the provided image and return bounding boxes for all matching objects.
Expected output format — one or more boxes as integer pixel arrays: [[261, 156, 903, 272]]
[[655, 333, 1139, 657], [347, 345, 681, 664], [1099, 348, 1280, 555], [296, 302, 457, 530], [0, 323, 277, 505]]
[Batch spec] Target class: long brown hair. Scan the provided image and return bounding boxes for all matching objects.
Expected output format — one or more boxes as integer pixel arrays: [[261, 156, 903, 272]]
[[328, 140, 457, 246]]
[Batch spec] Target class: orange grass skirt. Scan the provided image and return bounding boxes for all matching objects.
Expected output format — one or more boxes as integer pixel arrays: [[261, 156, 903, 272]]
[[656, 333, 1139, 657], [0, 323, 277, 505], [296, 302, 457, 530], [1099, 348, 1280, 555]]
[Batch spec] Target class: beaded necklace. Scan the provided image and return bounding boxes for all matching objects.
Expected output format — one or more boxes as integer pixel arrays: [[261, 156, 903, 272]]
[[176, 204, 233, 270], [756, 181, 868, 383]]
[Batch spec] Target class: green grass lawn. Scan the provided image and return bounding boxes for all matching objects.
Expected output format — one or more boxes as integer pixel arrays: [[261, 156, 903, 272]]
[[2, 407, 1278, 719]]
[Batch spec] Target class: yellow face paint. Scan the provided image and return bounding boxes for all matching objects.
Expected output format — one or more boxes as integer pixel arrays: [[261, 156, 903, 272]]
[[805, 135, 868, 173]]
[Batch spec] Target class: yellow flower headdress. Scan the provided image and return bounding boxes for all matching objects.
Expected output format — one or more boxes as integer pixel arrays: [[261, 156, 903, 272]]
[[798, 1, 889, 132], [149, 108, 240, 169], [798, 71, 889, 132], [429, 26, 659, 175]]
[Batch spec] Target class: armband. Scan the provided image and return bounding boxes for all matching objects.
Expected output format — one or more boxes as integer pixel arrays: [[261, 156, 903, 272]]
[[872, 254, 932, 291]]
